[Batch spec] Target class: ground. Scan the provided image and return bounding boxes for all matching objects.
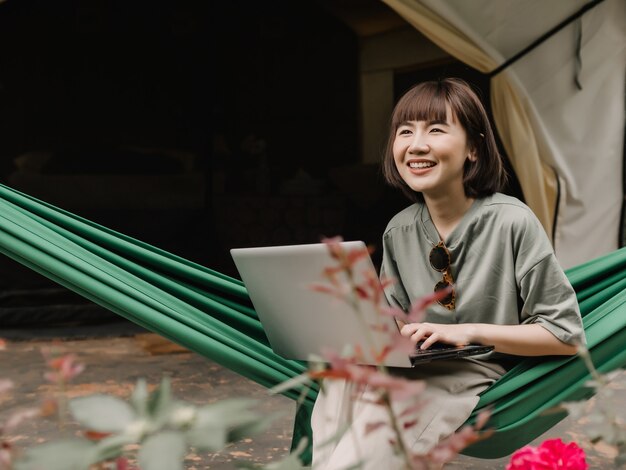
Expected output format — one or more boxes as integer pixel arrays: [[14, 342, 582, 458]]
[[1, 322, 623, 469]]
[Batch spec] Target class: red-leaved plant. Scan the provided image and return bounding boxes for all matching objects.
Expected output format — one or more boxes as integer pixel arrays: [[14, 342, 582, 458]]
[[3, 238, 622, 469], [298, 237, 491, 468], [0, 342, 85, 470]]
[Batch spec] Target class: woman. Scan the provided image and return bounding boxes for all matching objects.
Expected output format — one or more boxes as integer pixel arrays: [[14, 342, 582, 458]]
[[311, 78, 585, 469]]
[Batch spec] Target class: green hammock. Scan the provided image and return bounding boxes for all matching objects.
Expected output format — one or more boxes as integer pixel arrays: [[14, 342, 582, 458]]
[[0, 183, 624, 461]]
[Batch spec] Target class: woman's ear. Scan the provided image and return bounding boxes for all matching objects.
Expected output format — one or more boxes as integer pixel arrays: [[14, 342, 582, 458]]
[[467, 151, 478, 162]]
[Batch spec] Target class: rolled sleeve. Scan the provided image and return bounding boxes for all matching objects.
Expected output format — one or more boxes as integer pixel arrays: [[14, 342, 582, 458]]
[[519, 254, 586, 346]]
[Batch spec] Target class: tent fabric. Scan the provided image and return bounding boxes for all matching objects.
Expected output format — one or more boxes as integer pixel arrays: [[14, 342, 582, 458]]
[[381, 0, 559, 239], [381, 0, 626, 269], [1, 183, 626, 459]]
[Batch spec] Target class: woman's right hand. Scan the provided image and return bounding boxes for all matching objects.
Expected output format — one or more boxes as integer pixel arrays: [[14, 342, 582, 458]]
[[400, 322, 477, 350]]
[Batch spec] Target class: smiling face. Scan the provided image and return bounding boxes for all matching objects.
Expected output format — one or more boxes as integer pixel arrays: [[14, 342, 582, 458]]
[[382, 79, 507, 204], [393, 106, 475, 200]]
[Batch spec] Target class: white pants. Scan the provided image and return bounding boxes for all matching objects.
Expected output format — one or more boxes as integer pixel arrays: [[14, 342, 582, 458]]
[[310, 359, 505, 470]]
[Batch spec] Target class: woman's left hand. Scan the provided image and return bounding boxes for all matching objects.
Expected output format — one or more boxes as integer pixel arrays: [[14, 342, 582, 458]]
[[400, 322, 477, 349]]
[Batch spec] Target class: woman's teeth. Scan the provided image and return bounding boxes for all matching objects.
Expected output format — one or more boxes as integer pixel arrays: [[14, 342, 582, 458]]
[[409, 161, 435, 169]]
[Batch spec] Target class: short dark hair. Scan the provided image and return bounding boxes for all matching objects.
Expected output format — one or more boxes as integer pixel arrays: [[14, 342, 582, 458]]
[[381, 78, 507, 203]]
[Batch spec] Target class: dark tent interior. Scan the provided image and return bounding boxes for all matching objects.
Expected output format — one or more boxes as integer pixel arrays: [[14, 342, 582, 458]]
[[0, 0, 521, 328]]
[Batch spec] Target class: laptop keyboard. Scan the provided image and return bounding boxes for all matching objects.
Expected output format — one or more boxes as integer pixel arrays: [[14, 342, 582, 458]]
[[413, 341, 459, 354]]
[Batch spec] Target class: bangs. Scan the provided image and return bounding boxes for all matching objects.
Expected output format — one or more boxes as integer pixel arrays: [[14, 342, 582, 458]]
[[391, 83, 450, 130]]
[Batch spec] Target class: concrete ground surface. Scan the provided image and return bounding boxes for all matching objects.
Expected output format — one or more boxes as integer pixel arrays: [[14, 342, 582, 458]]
[[1, 322, 623, 469]]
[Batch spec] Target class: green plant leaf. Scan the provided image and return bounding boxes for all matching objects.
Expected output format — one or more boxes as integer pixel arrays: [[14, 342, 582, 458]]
[[228, 411, 285, 442], [92, 432, 136, 462], [138, 430, 186, 470], [69, 395, 135, 433], [168, 401, 198, 429], [194, 398, 259, 429], [185, 425, 228, 451], [185, 399, 260, 451], [131, 378, 149, 417], [559, 401, 588, 420], [268, 373, 312, 396], [148, 376, 173, 426], [14, 438, 95, 470]]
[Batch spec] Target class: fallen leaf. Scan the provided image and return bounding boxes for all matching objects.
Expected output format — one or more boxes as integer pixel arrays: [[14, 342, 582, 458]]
[[229, 451, 252, 458]]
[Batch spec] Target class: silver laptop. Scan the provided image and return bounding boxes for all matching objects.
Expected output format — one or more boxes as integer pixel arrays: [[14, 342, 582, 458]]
[[231, 241, 493, 368]]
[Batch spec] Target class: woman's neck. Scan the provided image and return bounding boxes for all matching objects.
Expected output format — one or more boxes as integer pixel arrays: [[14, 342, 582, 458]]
[[424, 192, 475, 242]]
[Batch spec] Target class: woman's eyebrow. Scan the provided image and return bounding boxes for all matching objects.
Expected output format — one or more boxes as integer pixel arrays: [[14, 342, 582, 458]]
[[397, 118, 449, 128], [426, 119, 449, 126]]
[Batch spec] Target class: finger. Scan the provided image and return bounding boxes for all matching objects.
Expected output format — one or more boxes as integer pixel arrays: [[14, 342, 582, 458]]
[[411, 330, 428, 344], [420, 333, 439, 350], [400, 323, 421, 337]]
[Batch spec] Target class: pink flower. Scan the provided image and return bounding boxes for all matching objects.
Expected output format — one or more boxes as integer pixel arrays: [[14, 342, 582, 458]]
[[42, 351, 85, 383], [506, 438, 588, 470]]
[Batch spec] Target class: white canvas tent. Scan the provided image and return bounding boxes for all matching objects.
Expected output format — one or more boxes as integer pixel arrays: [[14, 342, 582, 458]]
[[381, 0, 626, 269]]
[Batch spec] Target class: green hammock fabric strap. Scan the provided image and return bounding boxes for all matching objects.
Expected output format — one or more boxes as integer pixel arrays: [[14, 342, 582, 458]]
[[0, 185, 316, 404], [0, 218, 295, 384], [567, 245, 626, 292], [1, 182, 625, 460], [0, 237, 290, 390], [7, 198, 265, 340], [0, 185, 247, 298]]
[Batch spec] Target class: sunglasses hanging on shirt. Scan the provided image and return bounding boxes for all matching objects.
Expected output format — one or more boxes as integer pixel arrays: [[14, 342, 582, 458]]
[[429, 241, 456, 310]]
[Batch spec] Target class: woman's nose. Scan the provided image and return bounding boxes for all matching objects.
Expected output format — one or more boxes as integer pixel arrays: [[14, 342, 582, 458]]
[[408, 134, 429, 154]]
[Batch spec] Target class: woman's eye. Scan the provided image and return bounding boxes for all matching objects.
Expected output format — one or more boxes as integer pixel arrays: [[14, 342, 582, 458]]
[[398, 129, 412, 136], [430, 127, 443, 133]]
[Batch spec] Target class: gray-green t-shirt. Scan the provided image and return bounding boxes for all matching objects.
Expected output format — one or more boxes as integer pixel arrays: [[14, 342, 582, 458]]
[[380, 193, 585, 351]]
